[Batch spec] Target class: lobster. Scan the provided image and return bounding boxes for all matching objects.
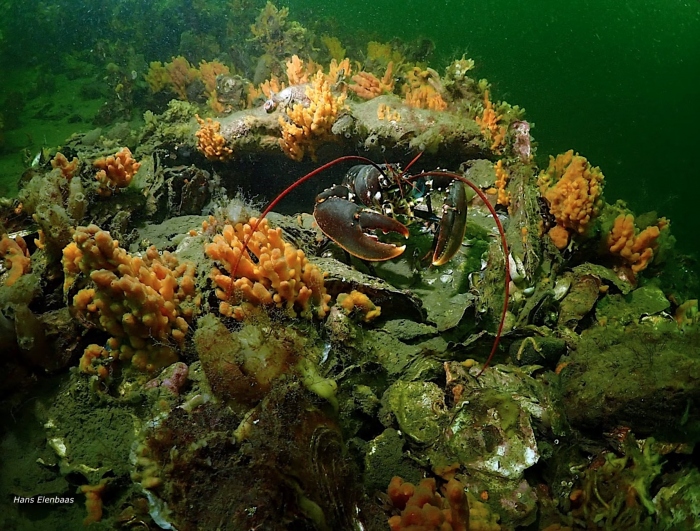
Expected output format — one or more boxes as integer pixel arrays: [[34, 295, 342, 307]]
[[228, 155, 510, 377]]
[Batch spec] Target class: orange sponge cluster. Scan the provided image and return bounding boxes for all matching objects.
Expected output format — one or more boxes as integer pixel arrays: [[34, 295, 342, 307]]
[[486, 160, 510, 207], [403, 67, 448, 111], [278, 70, 347, 161], [195, 115, 234, 161], [607, 214, 664, 273], [63, 225, 198, 373], [337, 290, 381, 322], [51, 152, 80, 179], [349, 62, 395, 100], [387, 476, 470, 531], [0, 233, 31, 287], [475, 90, 506, 152], [538, 150, 605, 249], [94, 147, 141, 196], [205, 217, 331, 320]]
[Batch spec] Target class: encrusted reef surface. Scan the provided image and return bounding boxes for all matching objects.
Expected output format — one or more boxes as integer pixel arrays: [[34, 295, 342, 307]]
[[2, 3, 700, 530]]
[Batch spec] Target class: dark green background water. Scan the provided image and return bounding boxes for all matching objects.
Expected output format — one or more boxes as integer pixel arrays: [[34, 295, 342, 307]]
[[1, 0, 698, 256]]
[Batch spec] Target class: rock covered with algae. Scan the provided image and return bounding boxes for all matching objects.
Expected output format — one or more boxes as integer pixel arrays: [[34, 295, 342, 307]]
[[560, 320, 700, 439]]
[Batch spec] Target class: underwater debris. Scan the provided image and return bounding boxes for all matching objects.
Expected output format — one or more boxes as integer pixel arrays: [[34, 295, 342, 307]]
[[566, 433, 663, 529]]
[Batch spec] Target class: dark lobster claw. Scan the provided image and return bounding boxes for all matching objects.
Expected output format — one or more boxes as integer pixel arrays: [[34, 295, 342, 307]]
[[314, 194, 409, 261], [432, 181, 468, 266]]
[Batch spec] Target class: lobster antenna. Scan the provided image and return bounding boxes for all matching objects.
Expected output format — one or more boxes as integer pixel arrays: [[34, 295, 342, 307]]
[[393, 151, 424, 201], [413, 171, 510, 377]]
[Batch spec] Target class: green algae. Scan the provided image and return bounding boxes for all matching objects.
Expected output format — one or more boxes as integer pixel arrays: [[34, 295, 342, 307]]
[[363, 428, 422, 494], [596, 284, 671, 325]]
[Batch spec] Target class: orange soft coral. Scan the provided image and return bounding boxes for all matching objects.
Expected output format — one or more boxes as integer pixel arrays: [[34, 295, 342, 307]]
[[147, 57, 227, 110], [607, 214, 664, 273], [349, 62, 395, 100], [475, 90, 507, 153], [93, 147, 141, 196], [337, 290, 381, 322], [63, 225, 198, 373], [258, 75, 285, 99], [547, 225, 570, 250], [538, 150, 605, 249], [403, 67, 447, 111], [387, 476, 470, 531], [195, 115, 234, 161], [485, 159, 510, 207], [377, 103, 401, 122], [0, 233, 31, 287], [278, 70, 346, 161], [285, 54, 311, 85], [205, 217, 331, 320], [327, 58, 352, 85], [165, 56, 201, 100], [80, 481, 107, 525], [199, 60, 230, 97], [199, 60, 230, 113], [51, 152, 80, 179]]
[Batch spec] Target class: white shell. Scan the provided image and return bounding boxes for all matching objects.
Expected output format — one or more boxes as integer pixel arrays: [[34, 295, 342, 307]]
[[508, 253, 527, 283], [552, 277, 571, 301]]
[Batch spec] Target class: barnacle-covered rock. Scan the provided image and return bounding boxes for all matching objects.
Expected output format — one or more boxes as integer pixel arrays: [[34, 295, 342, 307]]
[[363, 429, 423, 494], [132, 380, 375, 531]]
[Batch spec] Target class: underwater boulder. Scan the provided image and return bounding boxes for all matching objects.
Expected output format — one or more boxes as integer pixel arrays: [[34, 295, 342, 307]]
[[560, 320, 700, 440]]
